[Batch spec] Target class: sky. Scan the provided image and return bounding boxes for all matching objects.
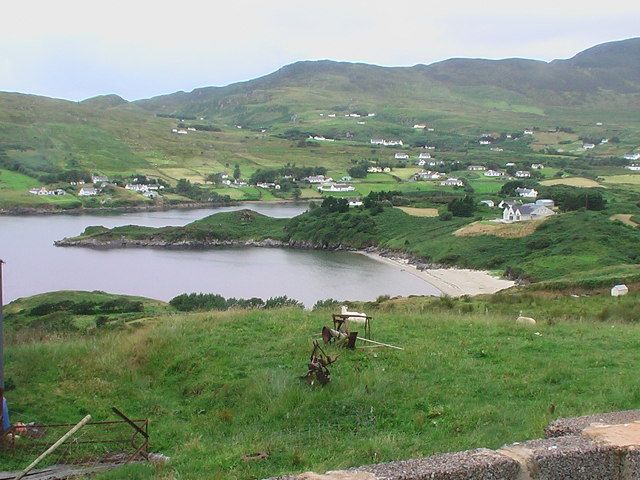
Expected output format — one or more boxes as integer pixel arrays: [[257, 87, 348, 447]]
[[1, 0, 639, 101]]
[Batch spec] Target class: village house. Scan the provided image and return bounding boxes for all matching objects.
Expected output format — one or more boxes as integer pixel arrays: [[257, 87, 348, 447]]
[[383, 167, 392, 173], [468, 165, 486, 171], [305, 175, 333, 184], [623, 153, 640, 161], [515, 171, 531, 178], [498, 200, 522, 209], [440, 178, 463, 187], [413, 124, 427, 129], [531, 163, 545, 169], [515, 187, 538, 198], [370, 139, 384, 145], [415, 170, 442, 181], [484, 170, 503, 177], [395, 153, 409, 160], [348, 199, 363, 207], [91, 175, 109, 184], [187, 127, 196, 132], [171, 128, 188, 135], [418, 152, 432, 160], [506, 162, 516, 167], [583, 143, 596, 150], [256, 182, 277, 189], [424, 145, 436, 150], [503, 203, 555, 223], [523, 129, 534, 135], [29, 187, 50, 196], [383, 140, 403, 146], [490, 147, 504, 152], [357, 121, 366, 125], [479, 140, 491, 145], [319, 183, 355, 193], [78, 187, 98, 196], [125, 183, 150, 193], [416, 159, 426, 166], [328, 114, 336, 118], [600, 138, 608, 144], [625, 164, 640, 171], [308, 135, 335, 142], [367, 113, 376, 117], [340, 176, 352, 182], [143, 190, 160, 199], [367, 166, 383, 173]]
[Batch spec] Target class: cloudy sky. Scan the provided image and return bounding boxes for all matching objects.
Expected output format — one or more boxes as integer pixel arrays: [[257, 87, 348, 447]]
[[1, 0, 638, 101]]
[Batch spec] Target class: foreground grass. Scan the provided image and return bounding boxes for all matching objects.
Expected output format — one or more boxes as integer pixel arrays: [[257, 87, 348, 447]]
[[4, 295, 640, 478]]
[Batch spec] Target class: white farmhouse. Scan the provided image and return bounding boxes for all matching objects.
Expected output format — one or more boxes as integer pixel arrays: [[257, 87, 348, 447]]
[[623, 153, 640, 161], [484, 170, 503, 177], [626, 164, 640, 171], [319, 183, 355, 192], [418, 152, 432, 160], [413, 124, 427, 129], [468, 165, 486, 171], [305, 175, 333, 184], [395, 153, 409, 160], [531, 163, 545, 170], [78, 187, 98, 196], [503, 203, 555, 222], [515, 171, 531, 178], [583, 143, 596, 150], [370, 138, 384, 145], [515, 187, 538, 198], [440, 178, 463, 187]]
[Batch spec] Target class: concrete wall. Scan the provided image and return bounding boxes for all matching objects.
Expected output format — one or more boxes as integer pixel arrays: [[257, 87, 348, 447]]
[[270, 410, 640, 480]]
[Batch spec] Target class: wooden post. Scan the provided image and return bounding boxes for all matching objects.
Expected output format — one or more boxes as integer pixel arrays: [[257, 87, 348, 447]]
[[15, 414, 92, 480]]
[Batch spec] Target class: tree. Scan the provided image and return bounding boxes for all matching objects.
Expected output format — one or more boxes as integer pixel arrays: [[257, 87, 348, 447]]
[[448, 195, 475, 217], [233, 164, 241, 180]]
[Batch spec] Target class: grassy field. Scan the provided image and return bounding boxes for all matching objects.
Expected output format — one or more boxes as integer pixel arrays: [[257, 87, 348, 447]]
[[453, 219, 546, 238], [3, 290, 640, 479], [395, 206, 439, 217], [540, 177, 602, 188]]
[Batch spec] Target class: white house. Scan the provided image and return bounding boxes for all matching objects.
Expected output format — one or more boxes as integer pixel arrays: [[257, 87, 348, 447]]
[[348, 200, 363, 207], [523, 130, 534, 135], [328, 114, 336, 118], [480, 200, 495, 208], [413, 124, 427, 129], [623, 153, 640, 161], [383, 140, 403, 146], [367, 113, 376, 117], [256, 182, 277, 189], [92, 175, 109, 184], [418, 152, 432, 160], [125, 184, 150, 193], [626, 164, 640, 171], [583, 143, 596, 150], [503, 203, 555, 223], [305, 175, 333, 184], [611, 284, 629, 297], [424, 145, 436, 150], [515, 187, 538, 198], [395, 153, 409, 160], [479, 140, 491, 145], [416, 159, 426, 166], [319, 183, 355, 192], [370, 138, 384, 145], [490, 147, 504, 152], [340, 176, 352, 182], [484, 170, 503, 177], [367, 166, 383, 173], [468, 165, 486, 171], [78, 187, 98, 196], [531, 163, 545, 169], [515, 171, 531, 178], [440, 178, 463, 187], [308, 135, 335, 142], [505, 162, 516, 167], [416, 171, 443, 181], [600, 138, 609, 144]]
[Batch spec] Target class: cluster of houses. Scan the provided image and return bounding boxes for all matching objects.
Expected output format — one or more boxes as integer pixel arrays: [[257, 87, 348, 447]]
[[125, 182, 164, 198]]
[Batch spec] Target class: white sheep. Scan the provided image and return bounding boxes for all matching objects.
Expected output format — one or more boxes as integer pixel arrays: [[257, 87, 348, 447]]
[[341, 305, 368, 326], [516, 310, 536, 325]]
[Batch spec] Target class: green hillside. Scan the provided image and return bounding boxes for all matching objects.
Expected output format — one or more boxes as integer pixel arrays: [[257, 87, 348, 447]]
[[3, 291, 640, 478]]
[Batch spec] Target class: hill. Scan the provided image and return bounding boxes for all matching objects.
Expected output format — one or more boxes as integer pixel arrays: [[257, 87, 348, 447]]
[[3, 290, 640, 478]]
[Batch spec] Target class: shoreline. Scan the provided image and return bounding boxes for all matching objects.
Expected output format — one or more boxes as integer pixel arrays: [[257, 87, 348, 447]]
[[358, 251, 515, 297], [0, 199, 310, 217]]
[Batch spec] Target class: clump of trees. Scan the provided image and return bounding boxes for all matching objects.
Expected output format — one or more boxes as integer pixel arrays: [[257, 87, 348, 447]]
[[540, 186, 606, 211], [29, 299, 144, 317], [447, 195, 476, 217], [169, 293, 304, 311]]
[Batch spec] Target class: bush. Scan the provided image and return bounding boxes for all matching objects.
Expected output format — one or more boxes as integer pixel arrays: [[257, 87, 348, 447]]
[[439, 211, 453, 221]]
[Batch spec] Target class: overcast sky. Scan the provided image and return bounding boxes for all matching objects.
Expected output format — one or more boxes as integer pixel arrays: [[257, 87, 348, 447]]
[[1, 0, 638, 101]]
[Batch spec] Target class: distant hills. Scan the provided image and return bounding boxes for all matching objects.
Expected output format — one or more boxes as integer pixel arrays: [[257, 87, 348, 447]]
[[133, 37, 640, 123]]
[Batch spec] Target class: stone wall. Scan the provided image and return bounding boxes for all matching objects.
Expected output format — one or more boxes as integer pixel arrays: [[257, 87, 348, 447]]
[[270, 410, 640, 480]]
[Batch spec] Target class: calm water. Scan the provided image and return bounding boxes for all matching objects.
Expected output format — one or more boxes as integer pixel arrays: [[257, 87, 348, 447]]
[[0, 203, 440, 306]]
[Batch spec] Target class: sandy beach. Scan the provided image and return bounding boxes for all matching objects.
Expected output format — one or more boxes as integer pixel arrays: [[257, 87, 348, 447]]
[[360, 251, 515, 297]]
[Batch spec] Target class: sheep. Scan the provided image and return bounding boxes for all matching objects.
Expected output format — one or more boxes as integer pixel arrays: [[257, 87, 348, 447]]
[[341, 305, 368, 325], [516, 310, 536, 325]]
